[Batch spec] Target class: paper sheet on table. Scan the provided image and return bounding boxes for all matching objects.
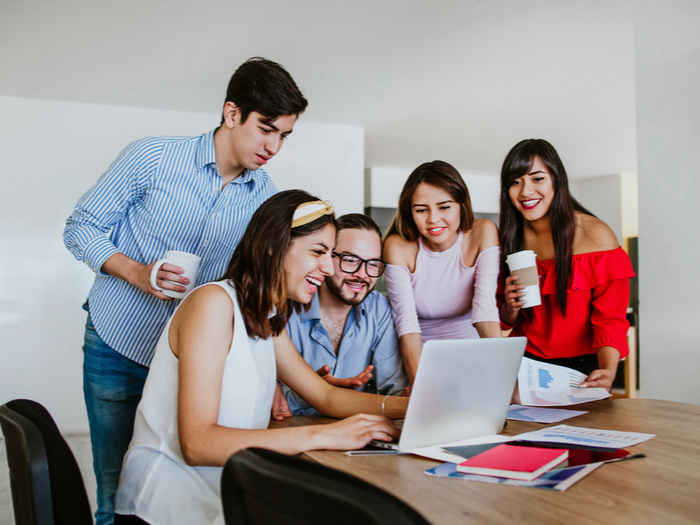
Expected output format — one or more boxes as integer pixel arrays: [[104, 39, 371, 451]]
[[514, 424, 655, 448], [508, 405, 587, 423], [407, 434, 512, 463], [518, 357, 611, 406]]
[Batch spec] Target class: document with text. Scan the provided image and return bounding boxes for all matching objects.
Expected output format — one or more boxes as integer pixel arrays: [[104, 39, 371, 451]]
[[518, 357, 611, 406], [514, 424, 655, 448]]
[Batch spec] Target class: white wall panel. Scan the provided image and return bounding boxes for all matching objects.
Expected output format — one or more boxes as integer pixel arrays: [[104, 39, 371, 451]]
[[635, 8, 700, 404], [367, 166, 499, 213], [0, 95, 362, 432]]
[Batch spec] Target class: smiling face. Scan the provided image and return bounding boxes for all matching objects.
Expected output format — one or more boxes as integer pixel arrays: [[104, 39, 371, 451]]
[[222, 103, 297, 171], [325, 228, 382, 306], [410, 182, 461, 251], [508, 155, 555, 222], [283, 223, 336, 304]]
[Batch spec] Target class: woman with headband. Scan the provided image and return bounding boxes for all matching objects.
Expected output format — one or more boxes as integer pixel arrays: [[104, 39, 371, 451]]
[[114, 190, 406, 525]]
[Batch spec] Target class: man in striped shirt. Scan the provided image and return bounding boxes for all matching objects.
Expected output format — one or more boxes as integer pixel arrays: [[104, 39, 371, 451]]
[[63, 57, 307, 525]]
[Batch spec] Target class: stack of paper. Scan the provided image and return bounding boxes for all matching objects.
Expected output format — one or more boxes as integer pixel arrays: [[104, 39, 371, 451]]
[[425, 461, 602, 491], [423, 425, 654, 491]]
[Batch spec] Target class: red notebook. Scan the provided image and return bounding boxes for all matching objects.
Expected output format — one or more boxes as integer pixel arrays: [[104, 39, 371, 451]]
[[456, 444, 568, 481]]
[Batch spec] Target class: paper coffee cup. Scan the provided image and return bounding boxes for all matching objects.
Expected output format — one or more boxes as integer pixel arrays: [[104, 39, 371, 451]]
[[149, 250, 201, 299], [506, 250, 541, 308]]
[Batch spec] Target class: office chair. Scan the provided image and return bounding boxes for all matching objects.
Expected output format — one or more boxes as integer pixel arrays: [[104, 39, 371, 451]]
[[0, 399, 93, 525], [221, 447, 430, 525]]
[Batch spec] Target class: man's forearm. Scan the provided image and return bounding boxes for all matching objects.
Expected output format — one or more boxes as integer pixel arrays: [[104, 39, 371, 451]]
[[101, 252, 145, 288]]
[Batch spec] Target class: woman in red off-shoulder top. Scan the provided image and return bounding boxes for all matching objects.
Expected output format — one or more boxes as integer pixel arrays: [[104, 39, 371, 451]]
[[498, 139, 635, 391]]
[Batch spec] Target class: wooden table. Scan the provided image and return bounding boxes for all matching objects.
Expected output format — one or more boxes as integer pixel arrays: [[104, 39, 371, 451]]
[[273, 399, 700, 524]]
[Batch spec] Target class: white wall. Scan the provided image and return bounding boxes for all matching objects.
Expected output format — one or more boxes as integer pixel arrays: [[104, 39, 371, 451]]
[[570, 175, 623, 243], [0, 95, 363, 432], [635, 8, 700, 404], [0, 1, 639, 176], [366, 166, 500, 213]]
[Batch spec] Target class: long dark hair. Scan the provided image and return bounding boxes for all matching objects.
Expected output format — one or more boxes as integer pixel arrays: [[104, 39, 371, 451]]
[[386, 160, 474, 241], [222, 190, 335, 339], [499, 139, 592, 314]]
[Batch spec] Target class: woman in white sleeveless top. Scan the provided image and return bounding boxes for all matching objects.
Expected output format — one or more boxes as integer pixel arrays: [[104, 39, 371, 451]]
[[114, 190, 407, 525]]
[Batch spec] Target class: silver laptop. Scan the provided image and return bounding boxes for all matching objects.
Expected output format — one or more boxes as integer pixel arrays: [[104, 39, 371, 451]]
[[372, 337, 526, 451]]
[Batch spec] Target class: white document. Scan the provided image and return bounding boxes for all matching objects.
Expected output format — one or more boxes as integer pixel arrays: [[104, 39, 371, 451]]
[[507, 405, 587, 423], [514, 424, 655, 448], [407, 434, 512, 463], [518, 357, 611, 406]]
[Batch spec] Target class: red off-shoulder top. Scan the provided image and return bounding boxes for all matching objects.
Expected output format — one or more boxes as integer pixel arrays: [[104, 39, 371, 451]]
[[502, 247, 635, 360]]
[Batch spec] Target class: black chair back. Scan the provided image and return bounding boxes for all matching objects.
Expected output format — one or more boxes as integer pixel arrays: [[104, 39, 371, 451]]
[[0, 399, 93, 525], [221, 447, 430, 525]]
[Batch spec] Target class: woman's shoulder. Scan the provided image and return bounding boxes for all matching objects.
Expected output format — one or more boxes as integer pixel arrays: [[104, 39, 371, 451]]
[[173, 283, 235, 329], [168, 282, 236, 357], [383, 233, 418, 266], [189, 281, 235, 305], [468, 218, 499, 250], [574, 213, 618, 254]]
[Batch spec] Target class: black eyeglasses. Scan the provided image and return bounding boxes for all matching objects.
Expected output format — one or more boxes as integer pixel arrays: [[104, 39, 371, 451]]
[[332, 252, 386, 277]]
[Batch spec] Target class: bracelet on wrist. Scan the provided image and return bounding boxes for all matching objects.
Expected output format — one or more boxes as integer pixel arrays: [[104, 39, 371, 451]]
[[381, 394, 390, 417]]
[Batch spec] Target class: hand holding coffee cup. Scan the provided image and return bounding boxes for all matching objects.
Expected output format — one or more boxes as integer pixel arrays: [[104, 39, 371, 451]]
[[149, 250, 201, 300], [505, 250, 541, 311], [503, 275, 525, 314]]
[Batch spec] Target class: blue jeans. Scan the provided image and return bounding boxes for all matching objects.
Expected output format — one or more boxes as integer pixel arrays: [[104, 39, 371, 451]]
[[83, 314, 148, 525]]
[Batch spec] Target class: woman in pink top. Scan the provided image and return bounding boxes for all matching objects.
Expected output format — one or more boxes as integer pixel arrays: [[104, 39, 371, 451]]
[[384, 161, 501, 383]]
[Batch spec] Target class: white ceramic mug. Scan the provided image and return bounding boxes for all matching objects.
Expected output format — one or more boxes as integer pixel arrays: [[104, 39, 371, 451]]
[[149, 250, 201, 299], [505, 250, 541, 308]]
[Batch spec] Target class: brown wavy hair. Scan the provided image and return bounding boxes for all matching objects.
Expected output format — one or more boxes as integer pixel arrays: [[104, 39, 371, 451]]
[[499, 139, 592, 314], [222, 190, 335, 339], [386, 160, 474, 241]]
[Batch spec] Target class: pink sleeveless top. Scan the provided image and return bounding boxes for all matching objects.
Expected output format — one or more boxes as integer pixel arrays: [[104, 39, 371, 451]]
[[385, 233, 500, 341]]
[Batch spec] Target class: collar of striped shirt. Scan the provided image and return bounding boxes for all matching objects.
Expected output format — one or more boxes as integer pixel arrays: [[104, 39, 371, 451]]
[[197, 129, 257, 185]]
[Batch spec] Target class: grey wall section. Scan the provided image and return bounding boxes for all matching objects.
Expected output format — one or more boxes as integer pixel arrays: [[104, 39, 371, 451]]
[[635, 14, 700, 403], [570, 175, 622, 243], [0, 2, 638, 176]]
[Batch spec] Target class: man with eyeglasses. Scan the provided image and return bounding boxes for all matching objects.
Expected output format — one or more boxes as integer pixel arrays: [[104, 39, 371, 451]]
[[272, 213, 407, 418]]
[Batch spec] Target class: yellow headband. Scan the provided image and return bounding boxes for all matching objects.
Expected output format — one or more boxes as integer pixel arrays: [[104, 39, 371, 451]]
[[291, 200, 334, 228]]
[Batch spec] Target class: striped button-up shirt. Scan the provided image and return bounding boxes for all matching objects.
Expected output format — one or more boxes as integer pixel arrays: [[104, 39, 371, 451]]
[[64, 130, 277, 365]]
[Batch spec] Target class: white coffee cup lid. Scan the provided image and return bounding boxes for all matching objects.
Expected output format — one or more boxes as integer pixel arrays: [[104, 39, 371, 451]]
[[506, 250, 537, 270]]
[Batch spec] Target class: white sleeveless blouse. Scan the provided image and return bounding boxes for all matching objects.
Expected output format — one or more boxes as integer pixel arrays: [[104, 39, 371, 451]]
[[115, 280, 276, 525]]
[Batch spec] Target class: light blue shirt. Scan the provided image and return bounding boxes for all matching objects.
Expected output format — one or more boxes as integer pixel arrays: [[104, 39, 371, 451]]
[[63, 130, 276, 365], [283, 291, 407, 415]]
